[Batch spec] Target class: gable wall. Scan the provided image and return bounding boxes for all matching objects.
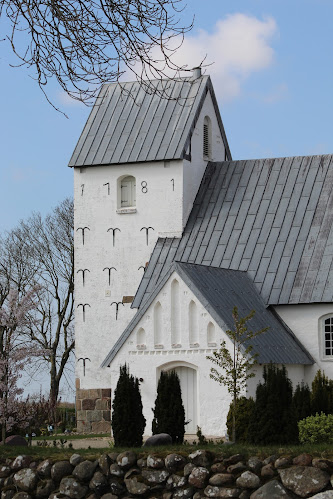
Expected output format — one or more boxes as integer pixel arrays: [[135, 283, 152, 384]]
[[109, 272, 305, 437], [182, 91, 227, 227]]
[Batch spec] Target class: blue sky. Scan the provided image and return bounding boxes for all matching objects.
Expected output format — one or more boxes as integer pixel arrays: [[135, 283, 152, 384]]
[[1, 0, 332, 233]]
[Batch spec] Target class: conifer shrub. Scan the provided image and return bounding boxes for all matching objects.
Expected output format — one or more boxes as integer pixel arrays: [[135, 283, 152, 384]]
[[152, 370, 185, 443], [311, 370, 333, 415], [111, 364, 146, 447], [298, 412, 333, 444], [226, 396, 255, 443], [247, 364, 298, 444], [293, 382, 311, 421]]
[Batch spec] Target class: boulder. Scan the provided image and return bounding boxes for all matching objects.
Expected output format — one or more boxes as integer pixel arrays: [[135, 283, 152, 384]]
[[260, 463, 276, 478], [227, 462, 247, 474], [51, 460, 73, 482], [0, 465, 12, 478], [109, 463, 124, 476], [250, 479, 292, 498], [59, 476, 88, 498], [1, 490, 16, 499], [166, 474, 187, 490], [98, 454, 111, 475], [144, 433, 172, 447], [211, 462, 226, 474], [292, 453, 312, 466], [165, 454, 187, 472], [184, 463, 196, 477], [189, 450, 214, 467], [89, 471, 109, 495], [224, 455, 245, 467], [12, 494, 32, 499], [188, 467, 210, 488], [36, 459, 53, 478], [247, 457, 262, 475], [172, 486, 195, 498], [310, 493, 333, 499], [125, 477, 150, 495], [73, 460, 97, 481], [236, 471, 260, 489], [5, 436, 27, 447], [13, 469, 38, 492], [279, 466, 329, 497], [35, 478, 56, 498], [100, 495, 118, 499], [108, 477, 126, 496], [70, 454, 82, 466], [312, 458, 333, 473], [117, 451, 137, 469], [204, 485, 242, 497], [274, 457, 292, 469], [11, 456, 32, 471], [142, 468, 170, 484], [147, 454, 165, 469], [209, 474, 234, 486]]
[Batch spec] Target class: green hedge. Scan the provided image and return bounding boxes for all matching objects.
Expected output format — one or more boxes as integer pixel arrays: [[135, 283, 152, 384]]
[[298, 412, 333, 444]]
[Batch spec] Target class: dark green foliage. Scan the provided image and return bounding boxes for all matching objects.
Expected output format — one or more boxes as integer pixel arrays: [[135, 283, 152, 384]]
[[226, 397, 255, 443], [152, 370, 185, 444], [247, 364, 298, 445], [112, 364, 146, 447], [293, 383, 311, 421], [311, 370, 333, 415]]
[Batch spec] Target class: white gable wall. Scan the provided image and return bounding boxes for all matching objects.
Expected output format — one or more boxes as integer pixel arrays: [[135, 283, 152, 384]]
[[109, 271, 275, 437], [182, 90, 227, 228]]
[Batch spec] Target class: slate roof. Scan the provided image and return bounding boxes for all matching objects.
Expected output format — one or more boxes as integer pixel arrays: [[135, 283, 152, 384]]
[[102, 261, 313, 366], [132, 154, 333, 308], [69, 76, 231, 167]]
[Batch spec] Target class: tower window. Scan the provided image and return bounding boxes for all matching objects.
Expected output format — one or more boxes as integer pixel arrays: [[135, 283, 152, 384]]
[[117, 175, 136, 210], [203, 116, 212, 160], [323, 315, 333, 357]]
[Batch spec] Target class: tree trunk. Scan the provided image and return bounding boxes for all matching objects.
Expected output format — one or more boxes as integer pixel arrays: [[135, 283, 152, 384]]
[[232, 392, 236, 443]]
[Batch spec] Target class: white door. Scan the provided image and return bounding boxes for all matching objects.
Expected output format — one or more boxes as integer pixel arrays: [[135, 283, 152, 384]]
[[171, 366, 197, 434]]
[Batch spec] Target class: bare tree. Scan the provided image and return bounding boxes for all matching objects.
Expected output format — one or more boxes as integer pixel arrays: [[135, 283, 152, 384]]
[[1, 0, 194, 107], [1, 198, 74, 414]]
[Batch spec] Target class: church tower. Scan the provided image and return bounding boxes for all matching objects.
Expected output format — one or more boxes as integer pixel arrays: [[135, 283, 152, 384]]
[[69, 70, 231, 432]]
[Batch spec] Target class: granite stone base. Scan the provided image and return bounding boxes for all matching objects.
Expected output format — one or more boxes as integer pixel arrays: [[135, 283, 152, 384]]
[[76, 378, 111, 433]]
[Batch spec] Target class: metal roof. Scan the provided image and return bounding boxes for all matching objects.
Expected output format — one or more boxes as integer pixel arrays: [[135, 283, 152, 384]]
[[69, 76, 231, 167], [102, 261, 313, 366], [132, 154, 333, 308]]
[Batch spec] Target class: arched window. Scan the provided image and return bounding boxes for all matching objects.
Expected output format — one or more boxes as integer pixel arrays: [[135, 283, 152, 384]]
[[189, 300, 199, 346], [207, 322, 216, 346], [118, 175, 136, 209], [203, 116, 212, 160], [321, 315, 333, 358], [154, 302, 163, 348], [137, 327, 146, 349]]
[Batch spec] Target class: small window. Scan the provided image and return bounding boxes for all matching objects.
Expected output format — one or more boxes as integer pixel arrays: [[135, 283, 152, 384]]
[[323, 316, 333, 357], [120, 175, 136, 208], [203, 116, 212, 160]]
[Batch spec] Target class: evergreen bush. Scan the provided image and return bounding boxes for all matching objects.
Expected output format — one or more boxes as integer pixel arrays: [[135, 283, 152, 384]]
[[293, 382, 311, 421], [298, 412, 333, 444], [247, 364, 298, 444], [111, 364, 146, 447], [311, 370, 333, 415], [152, 370, 185, 443], [226, 396, 255, 443]]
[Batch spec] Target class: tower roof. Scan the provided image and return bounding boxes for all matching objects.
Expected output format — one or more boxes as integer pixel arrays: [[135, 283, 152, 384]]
[[68, 75, 231, 167]]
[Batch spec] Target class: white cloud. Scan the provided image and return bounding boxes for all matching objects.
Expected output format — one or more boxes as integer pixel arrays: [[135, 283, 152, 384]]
[[123, 13, 278, 102]]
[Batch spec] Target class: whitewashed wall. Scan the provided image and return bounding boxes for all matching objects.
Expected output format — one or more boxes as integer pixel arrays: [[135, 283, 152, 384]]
[[74, 159, 184, 388], [183, 91, 227, 227], [74, 88, 228, 392], [109, 271, 281, 437], [275, 304, 333, 383]]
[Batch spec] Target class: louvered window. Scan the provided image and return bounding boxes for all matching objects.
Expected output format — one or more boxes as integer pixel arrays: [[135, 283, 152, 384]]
[[203, 116, 212, 159]]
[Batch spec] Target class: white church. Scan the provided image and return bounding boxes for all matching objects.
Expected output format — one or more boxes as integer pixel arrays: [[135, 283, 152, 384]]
[[70, 70, 333, 437]]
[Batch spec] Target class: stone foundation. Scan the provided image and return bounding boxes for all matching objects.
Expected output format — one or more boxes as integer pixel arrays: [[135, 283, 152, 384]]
[[76, 378, 111, 433]]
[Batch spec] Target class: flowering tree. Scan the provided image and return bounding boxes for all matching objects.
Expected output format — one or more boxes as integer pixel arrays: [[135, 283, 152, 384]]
[[0, 287, 41, 443]]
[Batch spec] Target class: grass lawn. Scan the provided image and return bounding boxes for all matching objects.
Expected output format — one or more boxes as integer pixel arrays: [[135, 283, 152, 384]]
[[31, 433, 110, 441], [1, 442, 333, 462]]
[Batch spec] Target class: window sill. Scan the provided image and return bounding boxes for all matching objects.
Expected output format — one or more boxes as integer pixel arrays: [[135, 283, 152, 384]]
[[117, 207, 137, 214]]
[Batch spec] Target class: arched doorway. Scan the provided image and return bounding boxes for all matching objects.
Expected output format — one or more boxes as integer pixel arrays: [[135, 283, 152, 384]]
[[158, 362, 198, 434]]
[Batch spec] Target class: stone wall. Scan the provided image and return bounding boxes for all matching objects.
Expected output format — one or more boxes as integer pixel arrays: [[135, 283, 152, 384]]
[[76, 379, 111, 433], [1, 449, 333, 498]]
